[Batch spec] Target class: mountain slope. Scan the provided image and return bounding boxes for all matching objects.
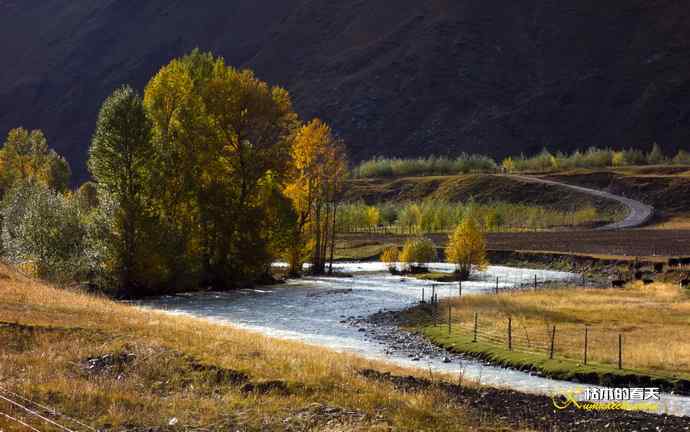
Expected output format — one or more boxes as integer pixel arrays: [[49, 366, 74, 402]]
[[1, 0, 689, 180]]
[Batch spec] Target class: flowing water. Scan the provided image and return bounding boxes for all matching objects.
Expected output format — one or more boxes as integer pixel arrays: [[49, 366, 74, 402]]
[[141, 262, 690, 417]]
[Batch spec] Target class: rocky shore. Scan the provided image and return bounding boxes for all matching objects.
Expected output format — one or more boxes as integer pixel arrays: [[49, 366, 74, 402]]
[[345, 308, 690, 431]]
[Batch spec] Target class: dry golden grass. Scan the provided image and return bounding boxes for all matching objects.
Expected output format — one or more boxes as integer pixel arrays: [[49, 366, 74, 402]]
[[444, 282, 690, 375], [645, 213, 690, 230], [0, 263, 511, 432]]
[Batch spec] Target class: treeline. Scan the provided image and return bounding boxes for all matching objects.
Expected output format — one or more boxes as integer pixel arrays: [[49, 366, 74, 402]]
[[336, 199, 606, 234], [352, 154, 498, 178], [0, 50, 346, 297], [353, 145, 690, 178]]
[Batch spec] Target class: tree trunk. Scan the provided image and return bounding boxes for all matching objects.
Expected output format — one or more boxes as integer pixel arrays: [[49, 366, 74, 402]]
[[328, 203, 338, 274]]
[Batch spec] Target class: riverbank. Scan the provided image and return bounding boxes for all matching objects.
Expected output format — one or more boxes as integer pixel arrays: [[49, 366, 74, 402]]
[[0, 263, 500, 431], [395, 282, 690, 395], [3, 263, 689, 431]]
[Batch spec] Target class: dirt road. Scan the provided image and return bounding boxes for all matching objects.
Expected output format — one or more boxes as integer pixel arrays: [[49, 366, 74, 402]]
[[508, 174, 654, 230]]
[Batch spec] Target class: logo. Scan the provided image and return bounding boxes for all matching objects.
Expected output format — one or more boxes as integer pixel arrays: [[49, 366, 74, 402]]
[[552, 387, 661, 412]]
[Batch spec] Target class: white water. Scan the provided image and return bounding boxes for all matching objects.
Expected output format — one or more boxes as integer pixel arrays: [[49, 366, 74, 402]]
[[141, 262, 690, 417]]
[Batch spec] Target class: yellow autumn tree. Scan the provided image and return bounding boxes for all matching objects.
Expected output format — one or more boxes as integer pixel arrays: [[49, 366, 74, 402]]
[[400, 238, 437, 272], [143, 50, 299, 289], [445, 216, 488, 280], [285, 119, 348, 275], [0, 128, 71, 195], [380, 246, 399, 272]]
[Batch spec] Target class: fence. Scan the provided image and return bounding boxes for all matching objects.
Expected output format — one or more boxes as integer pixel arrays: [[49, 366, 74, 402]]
[[415, 295, 686, 378], [417, 277, 653, 373], [418, 273, 601, 304]]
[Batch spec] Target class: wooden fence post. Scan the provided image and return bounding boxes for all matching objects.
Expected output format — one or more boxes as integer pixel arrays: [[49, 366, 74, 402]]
[[508, 317, 512, 351], [584, 327, 588, 366], [534, 274, 537, 290], [448, 302, 452, 335], [473, 312, 478, 343], [422, 287, 425, 303], [550, 325, 556, 359], [618, 333, 623, 370], [458, 280, 462, 297], [495, 277, 499, 294]]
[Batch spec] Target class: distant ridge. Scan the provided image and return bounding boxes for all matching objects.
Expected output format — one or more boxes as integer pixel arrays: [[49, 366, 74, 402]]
[[1, 0, 689, 180]]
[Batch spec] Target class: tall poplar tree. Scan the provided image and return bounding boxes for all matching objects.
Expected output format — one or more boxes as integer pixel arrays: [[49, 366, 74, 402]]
[[88, 85, 152, 291]]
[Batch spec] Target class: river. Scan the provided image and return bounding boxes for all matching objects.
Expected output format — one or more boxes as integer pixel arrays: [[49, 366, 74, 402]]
[[141, 262, 690, 417]]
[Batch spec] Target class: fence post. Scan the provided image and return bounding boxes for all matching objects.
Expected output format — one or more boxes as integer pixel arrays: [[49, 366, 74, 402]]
[[448, 302, 452, 335], [584, 327, 588, 366], [550, 325, 556, 359], [422, 287, 425, 303], [495, 277, 499, 294], [458, 280, 462, 297], [508, 317, 512, 351], [534, 274, 537, 290], [473, 312, 478, 343], [618, 334, 623, 370]]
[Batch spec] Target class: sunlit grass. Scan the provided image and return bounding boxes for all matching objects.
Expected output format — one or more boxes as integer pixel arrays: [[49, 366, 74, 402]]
[[0, 263, 504, 431], [434, 282, 690, 376]]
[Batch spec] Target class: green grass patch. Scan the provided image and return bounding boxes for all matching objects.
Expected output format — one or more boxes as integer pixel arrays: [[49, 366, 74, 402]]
[[420, 321, 690, 394]]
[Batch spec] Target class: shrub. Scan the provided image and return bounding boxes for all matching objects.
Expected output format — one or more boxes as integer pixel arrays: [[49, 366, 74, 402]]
[[400, 238, 437, 272], [673, 150, 690, 165], [380, 246, 400, 272], [352, 155, 497, 178], [1, 182, 87, 283], [647, 143, 666, 165]]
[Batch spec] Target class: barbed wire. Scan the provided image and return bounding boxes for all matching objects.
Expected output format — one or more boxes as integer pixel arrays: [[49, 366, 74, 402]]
[[0, 386, 95, 432]]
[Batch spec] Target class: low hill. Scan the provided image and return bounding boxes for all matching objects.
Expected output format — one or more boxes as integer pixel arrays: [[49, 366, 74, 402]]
[[542, 166, 690, 225], [345, 174, 624, 215]]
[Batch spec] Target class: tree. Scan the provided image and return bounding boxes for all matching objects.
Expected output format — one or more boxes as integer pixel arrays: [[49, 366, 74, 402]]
[[647, 143, 666, 165], [445, 217, 488, 280], [89, 85, 153, 291], [75, 181, 99, 212], [0, 128, 71, 195], [144, 50, 300, 287], [380, 246, 399, 273], [285, 119, 348, 275], [1, 182, 86, 283], [400, 238, 437, 272], [366, 206, 380, 231]]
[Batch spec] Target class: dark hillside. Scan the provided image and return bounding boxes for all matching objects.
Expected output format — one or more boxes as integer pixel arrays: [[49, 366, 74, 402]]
[[1, 1, 689, 180]]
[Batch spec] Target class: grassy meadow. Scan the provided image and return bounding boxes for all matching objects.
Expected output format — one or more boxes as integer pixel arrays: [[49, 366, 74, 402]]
[[0, 263, 521, 432], [411, 282, 690, 389]]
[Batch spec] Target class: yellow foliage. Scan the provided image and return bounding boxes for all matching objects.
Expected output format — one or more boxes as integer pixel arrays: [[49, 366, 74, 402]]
[[366, 206, 380, 227], [501, 157, 514, 173], [285, 118, 348, 273], [400, 238, 437, 266], [445, 217, 487, 278], [380, 246, 399, 267]]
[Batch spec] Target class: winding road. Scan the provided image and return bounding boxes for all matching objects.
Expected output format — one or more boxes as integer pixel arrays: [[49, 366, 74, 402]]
[[508, 174, 654, 230]]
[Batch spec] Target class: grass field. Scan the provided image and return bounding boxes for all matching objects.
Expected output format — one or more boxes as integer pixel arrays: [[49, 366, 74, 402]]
[[345, 174, 625, 216], [0, 263, 513, 432], [408, 282, 690, 391]]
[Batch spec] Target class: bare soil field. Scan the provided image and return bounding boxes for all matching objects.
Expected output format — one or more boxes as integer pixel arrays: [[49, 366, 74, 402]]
[[487, 229, 690, 258], [339, 229, 690, 260]]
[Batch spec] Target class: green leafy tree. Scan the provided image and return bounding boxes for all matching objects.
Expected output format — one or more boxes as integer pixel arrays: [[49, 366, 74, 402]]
[[88, 85, 153, 291], [1, 182, 86, 283], [647, 143, 666, 165]]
